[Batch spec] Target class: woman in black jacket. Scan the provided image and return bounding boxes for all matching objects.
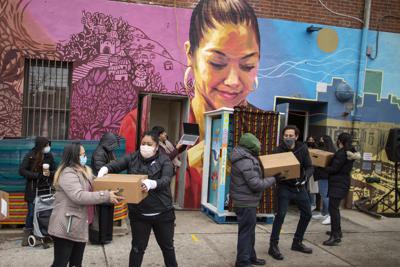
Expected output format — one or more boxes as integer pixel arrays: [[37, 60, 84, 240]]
[[316, 133, 360, 246], [97, 131, 177, 267], [19, 136, 56, 246]]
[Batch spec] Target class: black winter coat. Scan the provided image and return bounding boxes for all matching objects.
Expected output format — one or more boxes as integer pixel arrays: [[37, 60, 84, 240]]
[[19, 151, 56, 202], [105, 151, 174, 214], [91, 133, 119, 176], [315, 148, 360, 198], [273, 141, 314, 188]]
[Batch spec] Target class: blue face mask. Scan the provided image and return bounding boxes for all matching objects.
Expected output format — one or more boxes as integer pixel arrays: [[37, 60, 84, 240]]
[[80, 155, 87, 166]]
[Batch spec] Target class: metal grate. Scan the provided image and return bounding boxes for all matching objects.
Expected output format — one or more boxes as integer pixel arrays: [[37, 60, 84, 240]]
[[22, 59, 73, 140]]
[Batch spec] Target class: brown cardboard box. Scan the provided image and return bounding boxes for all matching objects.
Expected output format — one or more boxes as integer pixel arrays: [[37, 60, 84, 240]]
[[0, 190, 9, 221], [259, 152, 300, 179], [93, 174, 148, 204], [309, 149, 334, 167]]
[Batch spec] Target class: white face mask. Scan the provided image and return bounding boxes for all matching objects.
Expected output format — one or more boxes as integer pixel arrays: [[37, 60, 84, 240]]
[[140, 145, 156, 159], [43, 146, 51, 154]]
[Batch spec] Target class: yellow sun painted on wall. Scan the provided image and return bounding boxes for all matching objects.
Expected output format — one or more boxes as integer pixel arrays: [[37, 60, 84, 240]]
[[317, 28, 339, 53]]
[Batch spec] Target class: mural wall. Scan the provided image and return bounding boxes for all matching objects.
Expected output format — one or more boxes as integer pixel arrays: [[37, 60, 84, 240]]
[[0, 0, 399, 210]]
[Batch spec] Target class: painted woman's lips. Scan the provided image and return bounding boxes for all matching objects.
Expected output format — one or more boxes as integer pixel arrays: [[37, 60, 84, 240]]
[[216, 89, 240, 100]]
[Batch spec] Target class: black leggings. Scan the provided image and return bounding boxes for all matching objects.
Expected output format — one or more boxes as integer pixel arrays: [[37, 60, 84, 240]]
[[329, 197, 343, 234], [51, 236, 86, 267], [129, 209, 177, 267]]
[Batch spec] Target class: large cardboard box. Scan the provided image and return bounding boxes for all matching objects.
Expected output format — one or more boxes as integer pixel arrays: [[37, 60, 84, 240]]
[[309, 149, 334, 167], [259, 152, 300, 180], [93, 174, 148, 204], [0, 190, 9, 221]]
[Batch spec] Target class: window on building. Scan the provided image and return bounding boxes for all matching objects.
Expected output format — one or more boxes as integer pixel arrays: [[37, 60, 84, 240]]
[[22, 59, 73, 139]]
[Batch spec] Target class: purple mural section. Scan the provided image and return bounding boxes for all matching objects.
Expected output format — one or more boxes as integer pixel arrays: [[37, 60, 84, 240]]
[[49, 7, 192, 140], [0, 0, 192, 141]]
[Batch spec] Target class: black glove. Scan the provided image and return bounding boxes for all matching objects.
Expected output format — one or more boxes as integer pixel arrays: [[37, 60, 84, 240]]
[[272, 172, 285, 184]]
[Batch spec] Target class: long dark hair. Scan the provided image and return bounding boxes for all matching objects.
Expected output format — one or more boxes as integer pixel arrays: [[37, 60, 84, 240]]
[[54, 142, 91, 185], [31, 137, 50, 172], [320, 135, 336, 153], [189, 0, 260, 55], [337, 132, 354, 152]]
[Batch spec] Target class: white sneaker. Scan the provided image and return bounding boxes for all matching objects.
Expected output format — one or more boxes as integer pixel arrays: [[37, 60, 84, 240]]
[[312, 213, 326, 220], [322, 216, 331, 225], [311, 205, 316, 212]]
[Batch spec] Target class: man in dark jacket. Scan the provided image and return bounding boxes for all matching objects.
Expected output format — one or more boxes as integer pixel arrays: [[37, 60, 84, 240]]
[[91, 132, 119, 176], [268, 125, 314, 260], [230, 133, 278, 267]]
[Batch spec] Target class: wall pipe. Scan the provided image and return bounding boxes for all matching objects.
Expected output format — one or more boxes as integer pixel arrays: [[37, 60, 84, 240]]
[[352, 0, 372, 134]]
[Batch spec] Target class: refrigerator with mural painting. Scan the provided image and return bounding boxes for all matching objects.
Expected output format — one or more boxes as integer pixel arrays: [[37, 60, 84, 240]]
[[200, 108, 235, 222]]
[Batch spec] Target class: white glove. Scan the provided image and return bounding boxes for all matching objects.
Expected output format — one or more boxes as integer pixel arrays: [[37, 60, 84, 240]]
[[142, 179, 157, 192], [97, 167, 108, 178]]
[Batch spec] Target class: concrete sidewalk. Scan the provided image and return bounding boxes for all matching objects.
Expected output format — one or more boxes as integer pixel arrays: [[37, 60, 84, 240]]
[[0, 209, 399, 266]]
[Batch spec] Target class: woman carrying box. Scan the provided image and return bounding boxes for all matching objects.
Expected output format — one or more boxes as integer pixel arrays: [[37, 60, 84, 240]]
[[48, 142, 122, 267], [97, 131, 177, 267], [316, 133, 360, 246]]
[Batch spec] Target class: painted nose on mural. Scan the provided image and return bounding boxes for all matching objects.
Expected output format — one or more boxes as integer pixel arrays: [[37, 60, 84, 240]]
[[223, 67, 241, 91]]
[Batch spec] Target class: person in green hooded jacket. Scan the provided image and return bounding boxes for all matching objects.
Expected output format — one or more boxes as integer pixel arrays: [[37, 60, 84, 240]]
[[229, 133, 281, 267]]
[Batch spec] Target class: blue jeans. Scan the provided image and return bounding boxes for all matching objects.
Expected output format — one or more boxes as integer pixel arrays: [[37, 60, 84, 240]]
[[308, 192, 316, 207], [25, 201, 34, 229], [235, 207, 257, 265], [318, 180, 329, 216], [270, 185, 312, 242]]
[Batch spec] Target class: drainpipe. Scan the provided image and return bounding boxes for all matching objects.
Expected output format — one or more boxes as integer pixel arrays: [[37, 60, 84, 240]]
[[352, 0, 371, 133]]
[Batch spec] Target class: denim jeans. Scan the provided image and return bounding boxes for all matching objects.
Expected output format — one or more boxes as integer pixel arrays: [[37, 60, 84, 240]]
[[25, 201, 34, 229], [235, 207, 257, 265], [318, 180, 329, 216], [270, 185, 312, 242], [308, 192, 316, 207]]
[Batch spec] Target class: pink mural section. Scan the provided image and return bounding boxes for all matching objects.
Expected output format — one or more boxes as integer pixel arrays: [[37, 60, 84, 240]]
[[0, 0, 192, 146]]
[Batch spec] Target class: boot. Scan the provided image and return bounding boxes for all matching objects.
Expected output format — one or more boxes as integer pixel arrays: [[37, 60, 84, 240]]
[[326, 231, 343, 238], [291, 239, 313, 254], [268, 240, 284, 260], [21, 228, 31, 247], [323, 233, 341, 246]]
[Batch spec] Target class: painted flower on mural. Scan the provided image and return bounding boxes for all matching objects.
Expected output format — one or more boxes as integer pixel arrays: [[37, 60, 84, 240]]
[[69, 67, 139, 140]]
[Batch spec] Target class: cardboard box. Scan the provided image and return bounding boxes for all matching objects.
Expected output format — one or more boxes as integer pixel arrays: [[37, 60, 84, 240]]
[[309, 149, 334, 167], [259, 152, 300, 179], [0, 190, 9, 221], [93, 174, 148, 204]]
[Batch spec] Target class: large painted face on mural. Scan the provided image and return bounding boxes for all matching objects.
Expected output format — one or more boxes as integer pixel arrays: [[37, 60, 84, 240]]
[[186, 22, 259, 110]]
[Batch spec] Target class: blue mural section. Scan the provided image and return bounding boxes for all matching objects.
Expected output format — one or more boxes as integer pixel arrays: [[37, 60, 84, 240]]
[[247, 18, 400, 125]]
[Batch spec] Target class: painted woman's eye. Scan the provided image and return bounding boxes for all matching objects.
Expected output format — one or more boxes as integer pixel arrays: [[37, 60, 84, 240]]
[[241, 65, 255, 72], [209, 61, 227, 69]]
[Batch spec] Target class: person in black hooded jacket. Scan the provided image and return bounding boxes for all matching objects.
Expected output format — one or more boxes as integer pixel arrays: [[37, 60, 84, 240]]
[[268, 125, 314, 260], [91, 132, 119, 176], [97, 131, 177, 267], [315, 132, 361, 246], [19, 136, 56, 246]]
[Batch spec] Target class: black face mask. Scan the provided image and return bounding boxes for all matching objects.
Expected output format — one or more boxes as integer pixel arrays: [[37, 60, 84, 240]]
[[318, 141, 324, 147], [307, 142, 316, 148]]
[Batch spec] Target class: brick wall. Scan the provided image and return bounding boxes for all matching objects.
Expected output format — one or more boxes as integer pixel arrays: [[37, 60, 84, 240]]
[[119, 0, 400, 33]]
